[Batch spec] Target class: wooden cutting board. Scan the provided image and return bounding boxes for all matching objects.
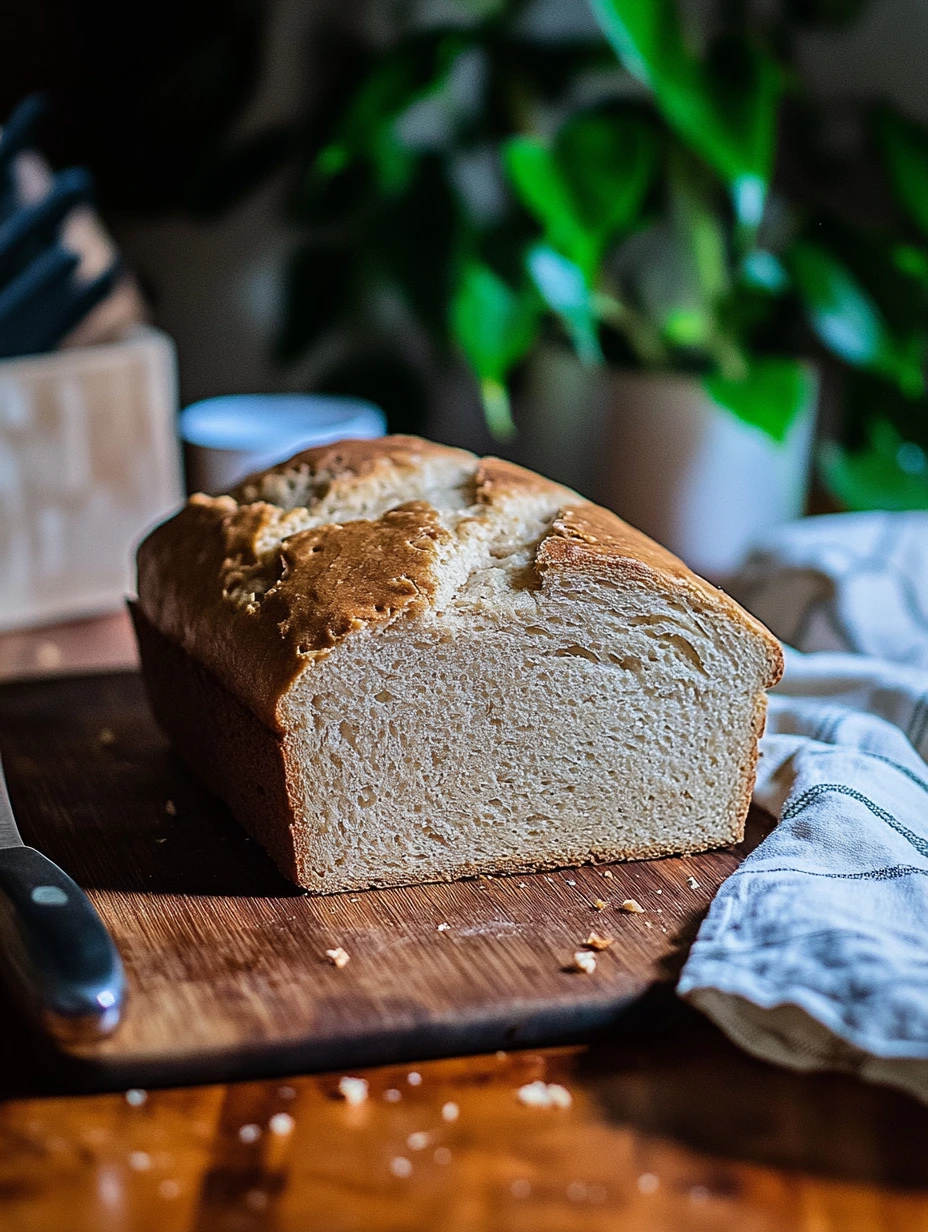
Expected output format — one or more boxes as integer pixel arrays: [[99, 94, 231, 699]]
[[0, 670, 759, 1089]]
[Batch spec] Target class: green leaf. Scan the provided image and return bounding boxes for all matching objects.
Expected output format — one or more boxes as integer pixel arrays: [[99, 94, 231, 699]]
[[741, 249, 789, 292], [554, 113, 656, 245], [821, 420, 928, 511], [892, 243, 928, 287], [790, 241, 926, 396], [879, 111, 928, 236], [587, 0, 782, 224], [480, 378, 517, 441], [527, 244, 603, 365], [450, 262, 539, 386], [503, 138, 595, 277], [668, 149, 729, 307], [504, 116, 656, 288], [704, 358, 813, 442]]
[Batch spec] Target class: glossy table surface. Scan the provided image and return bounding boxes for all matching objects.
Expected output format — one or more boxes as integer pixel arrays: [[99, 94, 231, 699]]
[[2, 611, 927, 1232]]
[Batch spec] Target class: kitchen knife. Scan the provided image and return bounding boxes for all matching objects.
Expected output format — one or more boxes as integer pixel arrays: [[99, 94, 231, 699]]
[[0, 752, 125, 1042]]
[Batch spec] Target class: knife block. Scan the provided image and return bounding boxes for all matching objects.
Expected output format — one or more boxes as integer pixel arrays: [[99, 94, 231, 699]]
[[0, 326, 182, 632]]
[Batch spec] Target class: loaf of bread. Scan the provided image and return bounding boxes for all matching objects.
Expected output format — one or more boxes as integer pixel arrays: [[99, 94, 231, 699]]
[[133, 435, 782, 894]]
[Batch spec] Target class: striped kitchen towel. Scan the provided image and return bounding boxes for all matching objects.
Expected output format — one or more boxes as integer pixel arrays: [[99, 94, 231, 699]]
[[678, 511, 928, 1102]]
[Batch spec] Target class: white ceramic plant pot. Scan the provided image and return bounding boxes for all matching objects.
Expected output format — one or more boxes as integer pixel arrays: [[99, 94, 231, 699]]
[[0, 326, 182, 631], [592, 369, 817, 580]]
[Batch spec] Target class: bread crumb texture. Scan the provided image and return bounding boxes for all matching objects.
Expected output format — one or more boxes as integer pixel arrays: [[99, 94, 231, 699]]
[[136, 435, 783, 894]]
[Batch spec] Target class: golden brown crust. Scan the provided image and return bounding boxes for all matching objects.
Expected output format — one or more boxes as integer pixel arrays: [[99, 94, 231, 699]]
[[136, 435, 783, 731]]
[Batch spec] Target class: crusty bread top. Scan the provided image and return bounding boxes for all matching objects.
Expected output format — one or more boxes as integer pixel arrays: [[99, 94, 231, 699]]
[[137, 435, 783, 729]]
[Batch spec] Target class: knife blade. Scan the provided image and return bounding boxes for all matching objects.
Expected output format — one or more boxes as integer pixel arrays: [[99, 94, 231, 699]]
[[0, 752, 125, 1041]]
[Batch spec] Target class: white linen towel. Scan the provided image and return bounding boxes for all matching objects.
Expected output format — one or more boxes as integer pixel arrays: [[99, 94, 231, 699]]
[[678, 511, 928, 1102]]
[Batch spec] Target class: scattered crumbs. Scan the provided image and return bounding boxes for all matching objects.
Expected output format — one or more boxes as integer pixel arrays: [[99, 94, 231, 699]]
[[159, 1180, 181, 1200], [407, 1072, 422, 1087], [406, 1131, 431, 1151], [601, 870, 613, 879], [495, 1050, 507, 1061], [687, 876, 700, 890], [566, 879, 576, 886], [517, 1081, 572, 1109], [97, 727, 116, 746], [436, 923, 450, 932], [689, 1185, 711, 1204], [278, 1086, 297, 1100], [620, 899, 645, 914], [128, 1151, 152, 1171], [657, 908, 663, 914], [269, 1112, 294, 1136], [638, 1173, 659, 1195], [434, 1147, 452, 1165], [655, 889, 662, 895], [441, 1102, 459, 1123], [593, 899, 608, 911], [645, 921, 653, 929], [584, 933, 614, 951], [245, 1190, 268, 1212], [518, 882, 527, 888], [125, 1089, 147, 1107], [36, 641, 62, 669], [390, 1157, 413, 1179], [238, 1124, 261, 1144], [337, 1077, 369, 1106], [510, 1178, 532, 1198], [567, 951, 596, 975], [384, 1089, 402, 1103], [349, 897, 360, 903], [165, 800, 177, 817], [324, 947, 350, 969], [155, 838, 168, 844]]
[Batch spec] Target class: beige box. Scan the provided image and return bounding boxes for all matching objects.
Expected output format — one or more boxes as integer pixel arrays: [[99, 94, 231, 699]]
[[0, 326, 182, 631]]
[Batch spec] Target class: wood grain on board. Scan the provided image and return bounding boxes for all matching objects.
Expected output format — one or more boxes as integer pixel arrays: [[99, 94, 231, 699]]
[[0, 669, 760, 1087]]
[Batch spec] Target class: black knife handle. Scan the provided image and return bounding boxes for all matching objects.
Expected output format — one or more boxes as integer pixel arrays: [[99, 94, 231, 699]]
[[0, 846, 125, 1042]]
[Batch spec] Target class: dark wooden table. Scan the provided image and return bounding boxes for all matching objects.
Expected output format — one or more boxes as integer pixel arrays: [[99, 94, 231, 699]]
[[2, 612, 928, 1232]]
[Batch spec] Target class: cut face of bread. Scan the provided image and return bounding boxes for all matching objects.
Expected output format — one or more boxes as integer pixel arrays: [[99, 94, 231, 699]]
[[135, 436, 782, 893]]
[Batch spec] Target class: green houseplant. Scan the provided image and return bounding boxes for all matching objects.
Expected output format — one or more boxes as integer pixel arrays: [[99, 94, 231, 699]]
[[277, 0, 928, 516]]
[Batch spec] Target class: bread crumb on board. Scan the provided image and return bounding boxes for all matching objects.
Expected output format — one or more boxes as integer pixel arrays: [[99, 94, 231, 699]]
[[583, 933, 614, 951], [620, 898, 645, 913], [567, 951, 597, 975], [517, 1081, 573, 1109], [687, 875, 700, 889], [592, 898, 608, 911], [324, 946, 351, 968], [337, 1076, 369, 1105]]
